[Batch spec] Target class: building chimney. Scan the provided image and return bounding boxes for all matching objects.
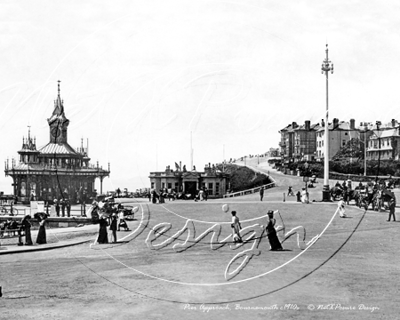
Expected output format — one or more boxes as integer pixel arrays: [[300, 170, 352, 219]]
[[350, 119, 355, 130], [333, 118, 339, 129], [321, 119, 325, 127], [392, 119, 396, 128], [292, 122, 297, 129], [305, 120, 310, 131]]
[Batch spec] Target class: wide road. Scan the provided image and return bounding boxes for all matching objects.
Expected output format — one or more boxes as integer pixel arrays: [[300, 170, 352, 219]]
[[1, 162, 399, 320]]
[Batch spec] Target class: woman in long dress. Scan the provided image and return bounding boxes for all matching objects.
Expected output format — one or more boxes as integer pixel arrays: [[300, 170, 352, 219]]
[[36, 214, 47, 245], [266, 210, 282, 251], [21, 214, 33, 245], [97, 215, 109, 244]]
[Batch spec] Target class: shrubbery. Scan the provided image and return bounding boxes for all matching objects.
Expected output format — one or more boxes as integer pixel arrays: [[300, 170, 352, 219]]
[[283, 159, 400, 178], [216, 164, 271, 193]]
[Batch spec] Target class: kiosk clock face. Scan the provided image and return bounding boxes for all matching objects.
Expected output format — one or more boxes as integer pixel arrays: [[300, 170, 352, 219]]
[[51, 127, 61, 138]]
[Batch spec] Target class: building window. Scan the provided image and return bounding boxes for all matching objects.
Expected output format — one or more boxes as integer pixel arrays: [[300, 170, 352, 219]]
[[175, 182, 179, 191], [345, 132, 348, 135], [167, 183, 172, 189], [162, 182, 165, 189], [208, 182, 213, 195], [216, 182, 220, 196]]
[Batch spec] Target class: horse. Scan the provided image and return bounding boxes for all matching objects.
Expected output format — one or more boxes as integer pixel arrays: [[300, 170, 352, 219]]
[[372, 189, 395, 211], [345, 189, 361, 205]]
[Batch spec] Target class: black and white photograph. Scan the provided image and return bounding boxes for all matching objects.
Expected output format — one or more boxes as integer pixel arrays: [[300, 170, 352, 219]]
[[0, 1, 399, 319]]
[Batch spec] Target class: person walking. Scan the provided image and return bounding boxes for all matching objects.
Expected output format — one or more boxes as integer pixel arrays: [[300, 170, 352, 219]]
[[301, 188, 308, 204], [288, 186, 294, 196], [20, 214, 33, 245], [259, 186, 264, 201], [61, 199, 66, 217], [337, 199, 347, 218], [54, 199, 60, 217], [204, 187, 208, 201], [230, 211, 243, 243], [66, 199, 71, 217], [266, 210, 283, 251], [296, 191, 301, 202], [35, 213, 47, 245], [387, 197, 396, 222], [97, 214, 109, 244], [110, 213, 118, 243]]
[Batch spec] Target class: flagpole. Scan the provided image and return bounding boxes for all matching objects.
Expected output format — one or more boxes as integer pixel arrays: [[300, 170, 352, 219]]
[[190, 131, 193, 170]]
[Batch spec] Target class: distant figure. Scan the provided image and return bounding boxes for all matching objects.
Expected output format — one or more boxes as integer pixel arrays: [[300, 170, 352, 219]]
[[110, 213, 118, 243], [66, 199, 71, 217], [97, 215, 109, 244], [231, 211, 242, 243], [54, 199, 60, 217], [118, 209, 130, 231], [61, 199, 66, 217], [301, 188, 308, 204], [296, 191, 301, 202], [159, 190, 165, 203], [35, 213, 47, 245], [198, 189, 205, 201], [152, 190, 157, 204], [21, 214, 33, 246], [387, 197, 396, 222], [288, 186, 294, 196], [259, 187, 264, 201], [266, 210, 282, 251], [338, 199, 346, 218], [204, 187, 208, 201]]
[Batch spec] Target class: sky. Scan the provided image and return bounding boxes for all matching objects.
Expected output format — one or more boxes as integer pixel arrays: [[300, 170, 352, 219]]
[[1, 0, 400, 193]]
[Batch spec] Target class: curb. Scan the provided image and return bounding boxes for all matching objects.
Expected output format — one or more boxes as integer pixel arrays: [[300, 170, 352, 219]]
[[0, 239, 92, 255]]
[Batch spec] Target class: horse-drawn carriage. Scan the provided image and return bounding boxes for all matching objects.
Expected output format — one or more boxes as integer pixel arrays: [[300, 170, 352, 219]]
[[330, 181, 396, 212]]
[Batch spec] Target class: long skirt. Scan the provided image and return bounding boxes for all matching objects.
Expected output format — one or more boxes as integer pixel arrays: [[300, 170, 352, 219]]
[[268, 231, 282, 251], [97, 225, 108, 244], [25, 227, 33, 245], [36, 225, 47, 244]]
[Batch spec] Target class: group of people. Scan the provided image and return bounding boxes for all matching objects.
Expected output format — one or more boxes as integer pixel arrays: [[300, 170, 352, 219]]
[[260, 185, 310, 204], [149, 189, 171, 204], [334, 178, 397, 221], [0, 212, 48, 246], [230, 210, 283, 251], [53, 198, 72, 217], [149, 187, 209, 203], [92, 201, 131, 244], [194, 187, 208, 202]]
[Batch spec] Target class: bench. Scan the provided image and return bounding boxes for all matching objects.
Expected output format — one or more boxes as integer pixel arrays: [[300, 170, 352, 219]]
[[0, 223, 25, 246], [0, 227, 25, 238]]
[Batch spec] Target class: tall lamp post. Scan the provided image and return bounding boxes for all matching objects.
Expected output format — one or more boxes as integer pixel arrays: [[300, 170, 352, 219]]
[[363, 125, 368, 176], [376, 121, 382, 181], [321, 44, 334, 201]]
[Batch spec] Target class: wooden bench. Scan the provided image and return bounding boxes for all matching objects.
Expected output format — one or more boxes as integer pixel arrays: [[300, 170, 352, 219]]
[[0, 227, 25, 238], [0, 224, 25, 246]]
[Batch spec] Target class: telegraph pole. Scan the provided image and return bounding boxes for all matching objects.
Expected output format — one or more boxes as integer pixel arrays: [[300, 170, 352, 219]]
[[321, 44, 334, 201]]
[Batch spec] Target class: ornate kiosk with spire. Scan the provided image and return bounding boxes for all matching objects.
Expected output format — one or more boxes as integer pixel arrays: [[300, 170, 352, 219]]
[[4, 81, 110, 204]]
